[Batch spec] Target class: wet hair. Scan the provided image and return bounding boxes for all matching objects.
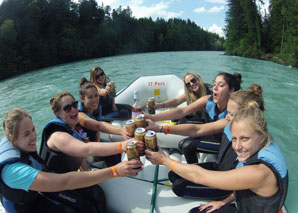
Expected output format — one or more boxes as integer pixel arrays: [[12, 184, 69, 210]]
[[3, 108, 31, 142], [90, 66, 108, 88], [79, 78, 97, 99], [216, 72, 242, 92], [231, 101, 271, 148], [230, 84, 265, 111], [184, 72, 208, 105], [50, 91, 75, 114]]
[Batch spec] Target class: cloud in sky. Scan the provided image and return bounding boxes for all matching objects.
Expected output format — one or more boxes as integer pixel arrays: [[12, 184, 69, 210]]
[[194, 6, 224, 13], [100, 0, 183, 19], [204, 0, 226, 3], [208, 24, 224, 37]]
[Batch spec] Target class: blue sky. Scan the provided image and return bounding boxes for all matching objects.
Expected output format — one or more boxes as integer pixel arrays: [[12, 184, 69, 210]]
[[100, 0, 269, 37]]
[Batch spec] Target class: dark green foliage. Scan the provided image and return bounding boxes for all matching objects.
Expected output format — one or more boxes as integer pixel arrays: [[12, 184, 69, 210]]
[[225, 0, 298, 67], [0, 0, 224, 79]]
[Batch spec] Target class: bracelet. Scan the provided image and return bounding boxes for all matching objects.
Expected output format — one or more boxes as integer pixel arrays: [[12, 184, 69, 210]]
[[170, 160, 178, 172], [111, 166, 119, 178], [162, 102, 165, 108], [159, 125, 164, 133], [164, 125, 171, 135], [118, 142, 123, 154]]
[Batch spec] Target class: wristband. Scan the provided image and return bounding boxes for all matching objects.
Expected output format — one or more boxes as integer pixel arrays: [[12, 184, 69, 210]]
[[170, 160, 178, 172], [111, 166, 119, 177], [118, 142, 123, 154], [164, 125, 171, 135], [163, 102, 165, 108]]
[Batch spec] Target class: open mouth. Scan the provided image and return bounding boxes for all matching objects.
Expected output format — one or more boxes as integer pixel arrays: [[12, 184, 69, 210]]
[[70, 113, 78, 120]]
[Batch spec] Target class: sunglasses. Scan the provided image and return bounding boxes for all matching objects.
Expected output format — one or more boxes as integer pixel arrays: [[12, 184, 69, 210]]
[[185, 78, 197, 88], [62, 101, 78, 113], [95, 72, 105, 79]]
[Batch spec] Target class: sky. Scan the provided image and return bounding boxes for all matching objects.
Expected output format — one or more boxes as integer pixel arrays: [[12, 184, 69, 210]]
[[0, 0, 269, 38]]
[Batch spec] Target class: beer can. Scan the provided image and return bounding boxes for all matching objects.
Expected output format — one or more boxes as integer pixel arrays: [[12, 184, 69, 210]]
[[134, 128, 145, 156], [109, 81, 115, 89], [126, 141, 140, 161], [108, 81, 116, 97], [135, 114, 146, 128], [147, 97, 155, 114], [145, 130, 158, 152], [134, 128, 146, 142], [125, 119, 136, 136]]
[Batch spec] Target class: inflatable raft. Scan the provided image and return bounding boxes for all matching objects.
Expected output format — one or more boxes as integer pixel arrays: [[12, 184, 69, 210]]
[[98, 74, 288, 213], [99, 75, 217, 213]]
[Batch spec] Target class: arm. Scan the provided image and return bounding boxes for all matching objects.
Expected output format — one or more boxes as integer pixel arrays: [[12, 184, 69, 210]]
[[47, 131, 131, 157], [146, 118, 228, 137], [78, 112, 131, 139], [145, 95, 210, 122], [199, 194, 234, 213], [145, 148, 277, 193], [155, 94, 186, 109], [30, 160, 143, 192]]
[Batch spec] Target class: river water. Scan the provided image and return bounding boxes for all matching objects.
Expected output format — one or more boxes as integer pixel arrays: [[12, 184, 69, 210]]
[[0, 51, 297, 212]]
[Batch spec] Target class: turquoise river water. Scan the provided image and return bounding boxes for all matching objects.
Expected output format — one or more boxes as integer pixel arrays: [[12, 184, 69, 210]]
[[0, 51, 297, 212]]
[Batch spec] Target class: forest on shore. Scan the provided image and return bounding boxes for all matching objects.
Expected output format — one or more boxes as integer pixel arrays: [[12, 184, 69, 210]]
[[1, 0, 297, 80], [0, 0, 224, 80], [225, 0, 298, 68]]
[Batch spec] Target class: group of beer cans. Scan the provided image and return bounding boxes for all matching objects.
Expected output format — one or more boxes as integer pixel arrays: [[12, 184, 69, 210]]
[[125, 114, 158, 161]]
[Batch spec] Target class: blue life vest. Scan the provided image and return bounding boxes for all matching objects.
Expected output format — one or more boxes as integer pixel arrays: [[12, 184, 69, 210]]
[[204, 95, 228, 140], [0, 138, 44, 210], [235, 142, 288, 213], [78, 102, 102, 141], [78, 101, 102, 121], [205, 95, 228, 123], [39, 118, 84, 173]]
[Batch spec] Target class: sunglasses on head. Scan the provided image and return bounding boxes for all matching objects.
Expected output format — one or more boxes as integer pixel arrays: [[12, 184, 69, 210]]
[[95, 72, 105, 79], [62, 101, 78, 113], [185, 77, 197, 88]]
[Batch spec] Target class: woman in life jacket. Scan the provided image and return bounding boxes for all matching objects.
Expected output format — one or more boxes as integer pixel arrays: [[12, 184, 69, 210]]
[[39, 91, 143, 212], [145, 72, 242, 163], [145, 103, 288, 213], [148, 72, 212, 124], [0, 108, 142, 213], [78, 78, 131, 167], [90, 66, 132, 119], [146, 84, 265, 199]]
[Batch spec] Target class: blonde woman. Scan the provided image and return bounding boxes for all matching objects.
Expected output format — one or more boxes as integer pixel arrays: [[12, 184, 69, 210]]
[[152, 72, 212, 124], [146, 103, 288, 213]]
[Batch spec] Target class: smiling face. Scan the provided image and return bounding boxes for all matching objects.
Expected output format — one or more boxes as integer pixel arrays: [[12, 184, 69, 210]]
[[231, 120, 265, 162], [12, 117, 37, 152], [213, 75, 232, 105], [81, 87, 100, 113], [95, 70, 106, 85], [226, 99, 240, 123], [56, 95, 79, 128], [184, 74, 199, 93]]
